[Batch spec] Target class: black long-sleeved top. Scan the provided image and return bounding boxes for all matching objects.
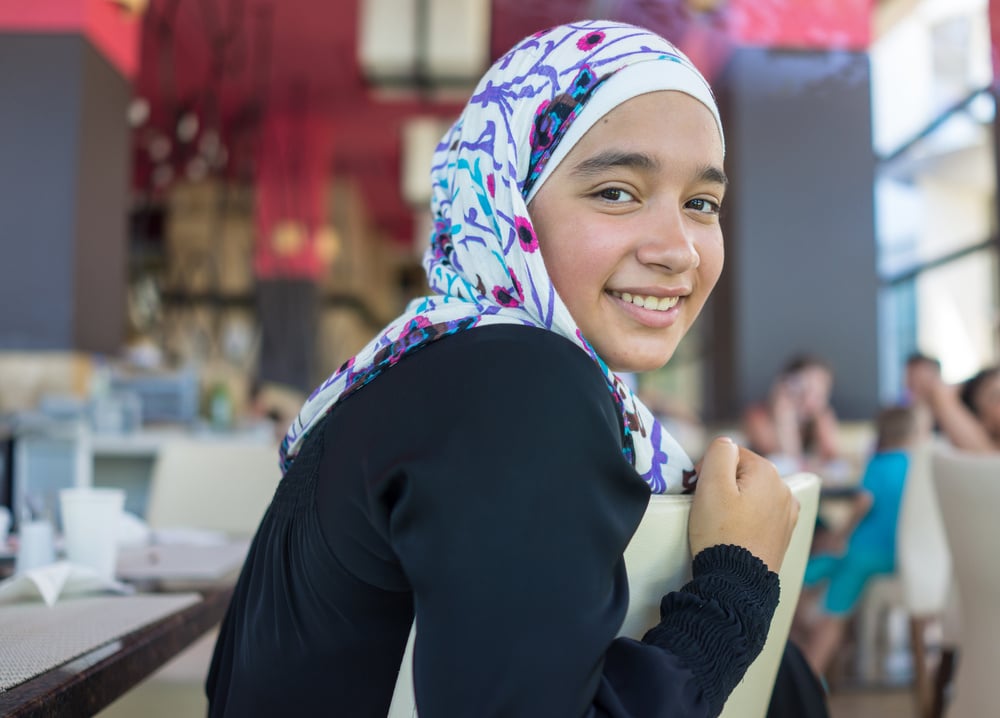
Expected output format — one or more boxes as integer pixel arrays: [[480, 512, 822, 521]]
[[207, 325, 779, 717]]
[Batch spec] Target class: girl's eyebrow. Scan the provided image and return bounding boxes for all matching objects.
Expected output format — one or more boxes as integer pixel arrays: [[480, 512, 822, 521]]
[[570, 151, 729, 187], [570, 150, 660, 176], [698, 165, 729, 187]]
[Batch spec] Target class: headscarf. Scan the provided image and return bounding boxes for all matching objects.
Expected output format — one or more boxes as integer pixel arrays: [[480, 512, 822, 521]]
[[281, 20, 724, 494]]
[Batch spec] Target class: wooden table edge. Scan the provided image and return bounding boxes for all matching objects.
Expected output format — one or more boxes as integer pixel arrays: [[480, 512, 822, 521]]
[[0, 586, 233, 717]]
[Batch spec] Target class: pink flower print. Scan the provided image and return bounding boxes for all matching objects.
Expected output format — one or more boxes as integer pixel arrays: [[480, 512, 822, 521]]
[[487, 173, 495, 197], [577, 31, 606, 51], [514, 216, 538, 253], [492, 285, 520, 307], [509, 267, 524, 301]]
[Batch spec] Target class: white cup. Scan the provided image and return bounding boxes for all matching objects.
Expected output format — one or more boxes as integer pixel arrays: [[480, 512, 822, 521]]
[[16, 519, 56, 573], [59, 488, 125, 580]]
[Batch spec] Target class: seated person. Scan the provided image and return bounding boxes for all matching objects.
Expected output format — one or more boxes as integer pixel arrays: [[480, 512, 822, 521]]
[[906, 354, 1000, 453], [797, 405, 921, 677], [743, 355, 840, 472]]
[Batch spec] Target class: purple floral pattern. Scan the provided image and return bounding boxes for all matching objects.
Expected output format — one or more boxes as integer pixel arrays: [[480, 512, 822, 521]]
[[281, 21, 711, 493]]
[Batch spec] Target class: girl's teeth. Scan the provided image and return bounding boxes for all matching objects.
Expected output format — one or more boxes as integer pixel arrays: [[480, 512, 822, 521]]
[[610, 290, 679, 312]]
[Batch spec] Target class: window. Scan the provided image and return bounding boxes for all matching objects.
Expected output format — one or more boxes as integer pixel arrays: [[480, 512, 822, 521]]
[[871, 0, 997, 400]]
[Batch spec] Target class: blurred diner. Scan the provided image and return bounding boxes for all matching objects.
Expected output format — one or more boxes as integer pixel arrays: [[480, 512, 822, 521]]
[[906, 353, 1000, 453], [742, 354, 842, 476]]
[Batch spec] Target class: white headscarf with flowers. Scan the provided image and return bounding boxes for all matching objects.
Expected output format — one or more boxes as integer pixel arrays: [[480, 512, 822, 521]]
[[281, 20, 725, 494]]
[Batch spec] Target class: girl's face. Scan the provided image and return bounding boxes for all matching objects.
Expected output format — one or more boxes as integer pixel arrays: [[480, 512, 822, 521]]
[[528, 91, 726, 373]]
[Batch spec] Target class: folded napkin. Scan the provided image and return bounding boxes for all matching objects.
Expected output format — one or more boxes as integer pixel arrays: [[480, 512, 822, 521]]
[[0, 561, 133, 607]]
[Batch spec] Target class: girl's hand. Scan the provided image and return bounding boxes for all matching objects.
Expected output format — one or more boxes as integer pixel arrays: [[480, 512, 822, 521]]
[[689, 437, 799, 572]]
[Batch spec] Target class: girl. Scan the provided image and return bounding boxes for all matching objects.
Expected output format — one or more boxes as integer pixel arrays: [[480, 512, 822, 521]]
[[207, 20, 798, 717]]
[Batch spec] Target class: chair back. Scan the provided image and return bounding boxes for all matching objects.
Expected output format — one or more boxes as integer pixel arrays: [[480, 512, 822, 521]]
[[388, 472, 821, 718], [145, 439, 281, 537], [931, 446, 1000, 718], [12, 420, 91, 531], [896, 441, 953, 617]]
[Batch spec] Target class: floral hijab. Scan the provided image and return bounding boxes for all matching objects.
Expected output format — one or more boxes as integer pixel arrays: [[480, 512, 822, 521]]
[[281, 20, 724, 494]]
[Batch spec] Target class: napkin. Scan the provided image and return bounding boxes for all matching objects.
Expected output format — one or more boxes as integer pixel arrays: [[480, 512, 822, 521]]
[[0, 561, 134, 607]]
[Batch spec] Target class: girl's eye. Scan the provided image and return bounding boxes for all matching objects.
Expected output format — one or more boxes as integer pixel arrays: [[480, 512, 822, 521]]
[[687, 197, 721, 215], [597, 187, 635, 203]]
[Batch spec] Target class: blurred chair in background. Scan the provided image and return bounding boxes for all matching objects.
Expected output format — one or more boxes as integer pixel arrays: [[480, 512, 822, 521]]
[[145, 439, 281, 538], [851, 440, 956, 716], [893, 441, 954, 718], [931, 446, 1000, 718], [12, 419, 92, 532]]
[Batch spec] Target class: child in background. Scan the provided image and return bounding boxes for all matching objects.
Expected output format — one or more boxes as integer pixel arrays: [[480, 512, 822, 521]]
[[799, 405, 921, 677]]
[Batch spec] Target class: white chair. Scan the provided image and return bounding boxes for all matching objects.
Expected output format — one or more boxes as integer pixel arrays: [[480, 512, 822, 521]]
[[897, 442, 953, 617], [931, 446, 1000, 718], [850, 441, 955, 704], [145, 438, 282, 538], [12, 419, 92, 531], [895, 441, 955, 716], [389, 472, 821, 718]]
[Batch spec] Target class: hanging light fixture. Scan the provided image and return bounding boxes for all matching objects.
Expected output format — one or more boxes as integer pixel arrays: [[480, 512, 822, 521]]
[[358, 0, 491, 90]]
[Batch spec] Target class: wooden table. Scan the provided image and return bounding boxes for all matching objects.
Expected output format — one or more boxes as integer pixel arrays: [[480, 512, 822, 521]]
[[0, 586, 232, 718]]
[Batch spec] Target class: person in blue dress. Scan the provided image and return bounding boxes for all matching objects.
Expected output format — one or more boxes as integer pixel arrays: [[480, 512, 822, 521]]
[[798, 405, 920, 677]]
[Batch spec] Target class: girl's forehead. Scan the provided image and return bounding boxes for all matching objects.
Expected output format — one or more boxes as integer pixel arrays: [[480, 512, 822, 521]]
[[564, 92, 724, 163]]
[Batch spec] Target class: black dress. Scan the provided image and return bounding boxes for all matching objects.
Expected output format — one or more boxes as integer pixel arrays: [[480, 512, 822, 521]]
[[207, 325, 779, 717]]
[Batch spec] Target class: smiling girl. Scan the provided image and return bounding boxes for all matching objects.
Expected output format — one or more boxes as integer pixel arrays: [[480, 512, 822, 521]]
[[208, 20, 798, 718]]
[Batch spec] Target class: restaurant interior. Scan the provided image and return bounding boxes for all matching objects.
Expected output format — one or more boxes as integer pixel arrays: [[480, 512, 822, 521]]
[[1, 0, 998, 716]]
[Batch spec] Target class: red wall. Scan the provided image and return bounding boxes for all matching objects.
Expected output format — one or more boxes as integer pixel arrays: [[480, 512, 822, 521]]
[[0, 0, 139, 78]]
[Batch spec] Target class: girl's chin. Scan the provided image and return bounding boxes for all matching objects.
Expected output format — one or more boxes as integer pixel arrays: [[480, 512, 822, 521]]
[[606, 350, 678, 374]]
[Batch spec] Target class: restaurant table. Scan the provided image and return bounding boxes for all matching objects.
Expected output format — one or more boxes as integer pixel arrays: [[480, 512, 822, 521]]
[[0, 586, 232, 717], [115, 539, 250, 586]]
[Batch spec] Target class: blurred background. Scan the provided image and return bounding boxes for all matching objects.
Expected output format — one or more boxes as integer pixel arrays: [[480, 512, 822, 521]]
[[0, 0, 996, 432], [1, 2, 998, 717]]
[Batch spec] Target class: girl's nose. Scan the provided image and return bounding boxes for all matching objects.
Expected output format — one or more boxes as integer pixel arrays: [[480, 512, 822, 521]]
[[636, 207, 700, 273]]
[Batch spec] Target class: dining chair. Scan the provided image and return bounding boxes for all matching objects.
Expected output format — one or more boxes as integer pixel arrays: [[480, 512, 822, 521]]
[[12, 419, 92, 532], [893, 440, 956, 717], [388, 472, 821, 718], [930, 446, 1000, 718], [848, 441, 955, 705], [145, 438, 282, 537]]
